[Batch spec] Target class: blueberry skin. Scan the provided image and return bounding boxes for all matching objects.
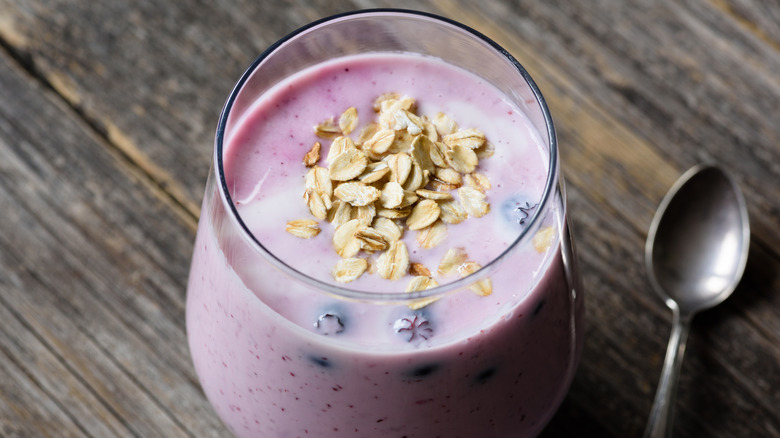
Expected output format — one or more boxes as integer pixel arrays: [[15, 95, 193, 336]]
[[393, 314, 434, 342], [474, 366, 498, 385], [533, 299, 546, 316], [315, 313, 345, 336], [405, 363, 441, 379], [499, 196, 538, 226], [307, 355, 333, 368]]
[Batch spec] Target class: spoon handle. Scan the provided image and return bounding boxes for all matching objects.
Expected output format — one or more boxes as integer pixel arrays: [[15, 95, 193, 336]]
[[643, 310, 692, 438]]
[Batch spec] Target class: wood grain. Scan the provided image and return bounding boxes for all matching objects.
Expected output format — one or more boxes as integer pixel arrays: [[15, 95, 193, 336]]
[[0, 0, 777, 437], [0, 49, 220, 436]]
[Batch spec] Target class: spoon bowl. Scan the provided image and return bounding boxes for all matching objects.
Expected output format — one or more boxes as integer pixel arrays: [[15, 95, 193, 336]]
[[643, 164, 750, 438], [646, 165, 750, 313]]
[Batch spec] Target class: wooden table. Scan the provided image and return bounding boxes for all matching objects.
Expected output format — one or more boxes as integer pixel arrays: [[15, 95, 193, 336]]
[[0, 1, 777, 437]]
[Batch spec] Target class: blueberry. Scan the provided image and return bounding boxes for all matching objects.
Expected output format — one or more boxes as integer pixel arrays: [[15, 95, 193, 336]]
[[533, 299, 546, 317], [315, 313, 345, 336], [308, 355, 332, 368], [499, 196, 539, 226], [406, 363, 441, 379], [394, 314, 434, 343], [474, 366, 498, 385]]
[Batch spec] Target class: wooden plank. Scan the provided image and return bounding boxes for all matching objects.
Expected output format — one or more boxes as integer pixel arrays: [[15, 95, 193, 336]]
[[0, 345, 82, 437], [0, 49, 225, 436], [0, 280, 129, 438]]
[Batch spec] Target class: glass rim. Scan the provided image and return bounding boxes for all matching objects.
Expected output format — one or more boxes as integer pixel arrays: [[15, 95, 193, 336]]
[[214, 8, 559, 302]]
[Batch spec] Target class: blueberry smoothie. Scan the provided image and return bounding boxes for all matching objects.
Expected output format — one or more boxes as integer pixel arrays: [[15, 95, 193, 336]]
[[187, 50, 583, 437]]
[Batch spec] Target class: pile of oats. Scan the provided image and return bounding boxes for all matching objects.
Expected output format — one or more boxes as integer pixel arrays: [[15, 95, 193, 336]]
[[285, 93, 498, 307]]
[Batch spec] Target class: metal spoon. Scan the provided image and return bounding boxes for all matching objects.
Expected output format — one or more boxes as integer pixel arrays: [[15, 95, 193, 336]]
[[643, 164, 750, 438]]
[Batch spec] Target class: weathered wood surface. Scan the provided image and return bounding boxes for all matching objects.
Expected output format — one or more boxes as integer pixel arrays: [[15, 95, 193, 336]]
[[0, 0, 777, 437]]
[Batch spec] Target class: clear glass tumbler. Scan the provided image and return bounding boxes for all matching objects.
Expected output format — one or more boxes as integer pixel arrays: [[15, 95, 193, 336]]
[[186, 9, 584, 438]]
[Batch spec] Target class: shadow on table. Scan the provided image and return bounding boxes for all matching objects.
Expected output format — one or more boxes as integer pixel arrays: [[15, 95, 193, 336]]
[[539, 396, 614, 438]]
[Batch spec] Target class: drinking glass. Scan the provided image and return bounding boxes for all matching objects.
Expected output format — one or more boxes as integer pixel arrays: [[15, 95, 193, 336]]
[[186, 9, 584, 437]]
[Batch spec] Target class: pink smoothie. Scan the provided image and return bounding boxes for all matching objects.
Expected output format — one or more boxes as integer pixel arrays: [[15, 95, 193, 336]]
[[187, 52, 583, 437]]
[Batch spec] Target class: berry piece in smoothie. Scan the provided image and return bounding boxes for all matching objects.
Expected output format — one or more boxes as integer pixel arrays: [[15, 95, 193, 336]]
[[499, 196, 539, 226], [474, 366, 499, 385], [405, 363, 441, 379], [315, 313, 345, 335], [394, 314, 434, 342], [533, 299, 546, 317], [307, 355, 333, 368]]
